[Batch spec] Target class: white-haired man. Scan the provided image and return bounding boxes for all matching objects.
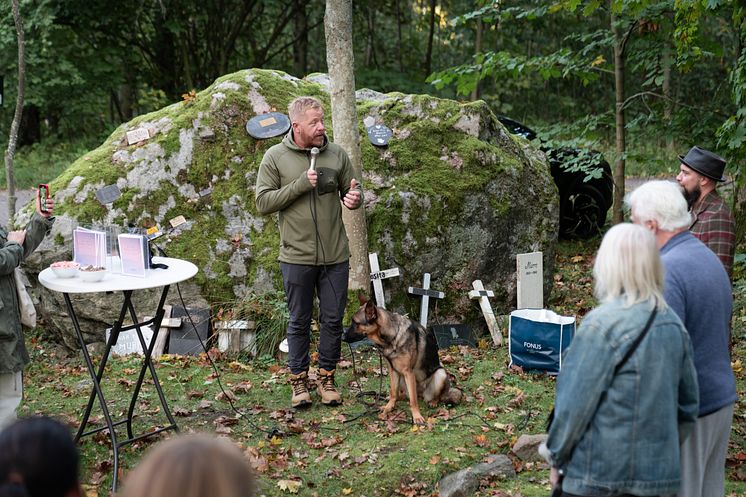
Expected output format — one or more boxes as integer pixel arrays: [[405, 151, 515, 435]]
[[255, 96, 363, 408], [626, 180, 735, 497]]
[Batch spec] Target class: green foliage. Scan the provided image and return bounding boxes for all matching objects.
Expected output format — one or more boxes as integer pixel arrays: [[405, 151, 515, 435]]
[[0, 137, 97, 188], [214, 292, 290, 357]]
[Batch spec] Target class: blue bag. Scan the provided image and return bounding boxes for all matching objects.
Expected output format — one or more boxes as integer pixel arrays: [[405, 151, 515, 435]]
[[508, 309, 575, 374]]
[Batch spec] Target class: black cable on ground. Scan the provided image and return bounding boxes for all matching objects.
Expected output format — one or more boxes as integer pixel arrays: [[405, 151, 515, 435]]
[[153, 242, 283, 439]]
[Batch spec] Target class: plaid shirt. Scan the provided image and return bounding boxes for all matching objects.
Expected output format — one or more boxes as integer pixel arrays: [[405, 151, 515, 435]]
[[690, 190, 735, 278]]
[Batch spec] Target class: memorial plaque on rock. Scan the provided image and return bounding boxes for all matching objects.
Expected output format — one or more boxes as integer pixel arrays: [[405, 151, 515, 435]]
[[366, 124, 392, 147], [95, 184, 122, 205], [432, 324, 477, 349], [168, 306, 211, 356], [126, 127, 150, 145], [246, 112, 291, 139]]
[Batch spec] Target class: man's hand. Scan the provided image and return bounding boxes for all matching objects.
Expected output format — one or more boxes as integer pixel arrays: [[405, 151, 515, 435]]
[[306, 169, 318, 187], [343, 179, 361, 209], [36, 188, 54, 218], [7, 231, 26, 245], [550, 467, 561, 487]]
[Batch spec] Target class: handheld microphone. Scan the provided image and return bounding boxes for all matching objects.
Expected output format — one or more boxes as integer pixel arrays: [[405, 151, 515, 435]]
[[309, 147, 319, 171]]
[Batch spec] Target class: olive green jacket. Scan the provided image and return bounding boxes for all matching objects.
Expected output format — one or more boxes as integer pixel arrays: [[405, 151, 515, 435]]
[[255, 132, 362, 265], [0, 213, 54, 374]]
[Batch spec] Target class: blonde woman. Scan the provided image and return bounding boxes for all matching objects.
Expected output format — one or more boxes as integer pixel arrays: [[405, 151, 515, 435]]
[[119, 434, 257, 497], [540, 223, 699, 497]]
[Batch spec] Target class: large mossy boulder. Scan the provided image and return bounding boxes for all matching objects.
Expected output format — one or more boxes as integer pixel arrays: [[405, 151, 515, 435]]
[[19, 69, 558, 347]]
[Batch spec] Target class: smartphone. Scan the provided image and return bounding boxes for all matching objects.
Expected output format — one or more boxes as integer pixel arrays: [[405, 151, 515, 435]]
[[38, 184, 50, 213]]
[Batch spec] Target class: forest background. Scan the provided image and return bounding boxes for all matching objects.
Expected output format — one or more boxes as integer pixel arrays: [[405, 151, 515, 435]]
[[1, 0, 744, 219], [1, 1, 746, 495]]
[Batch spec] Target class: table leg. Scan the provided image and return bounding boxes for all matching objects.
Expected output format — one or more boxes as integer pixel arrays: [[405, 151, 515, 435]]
[[123, 285, 179, 437], [62, 293, 122, 490]]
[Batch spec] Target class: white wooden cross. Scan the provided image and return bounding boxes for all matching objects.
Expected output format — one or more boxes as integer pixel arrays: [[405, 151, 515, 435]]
[[407, 273, 445, 327], [369, 252, 400, 309], [469, 279, 502, 346]]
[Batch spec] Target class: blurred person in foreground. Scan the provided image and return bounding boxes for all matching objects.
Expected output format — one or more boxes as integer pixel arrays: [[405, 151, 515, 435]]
[[0, 189, 54, 427], [119, 433, 257, 497], [0, 416, 81, 497], [628, 180, 735, 497], [540, 223, 699, 497]]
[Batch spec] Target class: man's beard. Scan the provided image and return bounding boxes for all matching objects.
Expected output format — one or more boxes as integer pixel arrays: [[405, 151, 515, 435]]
[[681, 183, 701, 209]]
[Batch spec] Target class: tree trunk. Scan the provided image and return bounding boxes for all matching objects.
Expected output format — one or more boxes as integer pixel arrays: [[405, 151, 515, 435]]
[[4, 0, 25, 226], [324, 0, 370, 291], [292, 0, 308, 77], [611, 11, 626, 225], [395, 0, 403, 72], [470, 18, 482, 101], [424, 0, 437, 77], [365, 3, 375, 67], [662, 46, 674, 153]]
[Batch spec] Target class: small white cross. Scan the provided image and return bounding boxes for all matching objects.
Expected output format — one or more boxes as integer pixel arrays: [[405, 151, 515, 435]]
[[407, 273, 445, 327], [468, 279, 502, 346], [369, 252, 400, 309]]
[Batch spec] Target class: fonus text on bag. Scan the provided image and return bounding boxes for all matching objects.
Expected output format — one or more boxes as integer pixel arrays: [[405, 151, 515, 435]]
[[508, 308, 575, 374]]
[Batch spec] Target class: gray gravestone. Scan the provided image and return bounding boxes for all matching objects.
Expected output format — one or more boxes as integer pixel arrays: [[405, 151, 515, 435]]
[[516, 251, 543, 309]]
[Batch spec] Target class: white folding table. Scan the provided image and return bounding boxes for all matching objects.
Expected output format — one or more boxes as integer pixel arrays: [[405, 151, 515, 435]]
[[39, 257, 198, 491]]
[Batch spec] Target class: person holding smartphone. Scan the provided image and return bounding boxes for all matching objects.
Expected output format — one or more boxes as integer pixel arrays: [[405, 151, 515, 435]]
[[0, 186, 55, 427]]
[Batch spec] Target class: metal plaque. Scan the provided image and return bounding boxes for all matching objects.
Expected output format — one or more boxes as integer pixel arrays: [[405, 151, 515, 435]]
[[95, 184, 122, 204], [366, 124, 392, 147], [246, 112, 291, 139]]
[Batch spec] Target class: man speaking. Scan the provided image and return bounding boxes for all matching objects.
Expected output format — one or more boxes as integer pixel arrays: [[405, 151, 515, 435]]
[[255, 96, 362, 408]]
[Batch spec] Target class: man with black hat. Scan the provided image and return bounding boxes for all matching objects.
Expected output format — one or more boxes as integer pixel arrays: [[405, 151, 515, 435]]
[[676, 146, 735, 277]]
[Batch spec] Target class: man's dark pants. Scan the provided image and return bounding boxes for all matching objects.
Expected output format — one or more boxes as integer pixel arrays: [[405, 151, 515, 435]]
[[281, 261, 349, 374]]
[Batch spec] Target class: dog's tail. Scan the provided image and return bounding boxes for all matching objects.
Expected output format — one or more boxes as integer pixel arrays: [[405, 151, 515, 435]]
[[443, 386, 463, 405], [443, 375, 463, 405]]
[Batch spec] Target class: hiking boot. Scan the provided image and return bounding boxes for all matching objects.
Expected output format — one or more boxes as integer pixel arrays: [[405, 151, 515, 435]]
[[289, 371, 312, 408], [317, 368, 342, 406]]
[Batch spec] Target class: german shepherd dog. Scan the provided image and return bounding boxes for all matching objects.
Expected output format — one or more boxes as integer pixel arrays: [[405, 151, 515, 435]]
[[349, 297, 462, 424]]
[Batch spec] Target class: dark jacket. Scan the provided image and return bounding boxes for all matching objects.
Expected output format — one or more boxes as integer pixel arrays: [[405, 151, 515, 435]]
[[0, 213, 54, 373], [255, 131, 362, 265]]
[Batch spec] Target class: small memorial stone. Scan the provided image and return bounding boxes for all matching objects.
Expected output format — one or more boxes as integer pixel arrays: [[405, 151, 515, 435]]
[[366, 124, 393, 147], [245, 112, 291, 139], [169, 215, 187, 228], [125, 127, 150, 145], [95, 184, 122, 204]]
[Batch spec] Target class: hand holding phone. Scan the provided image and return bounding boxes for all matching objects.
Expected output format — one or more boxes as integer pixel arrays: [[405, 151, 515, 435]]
[[38, 184, 50, 214]]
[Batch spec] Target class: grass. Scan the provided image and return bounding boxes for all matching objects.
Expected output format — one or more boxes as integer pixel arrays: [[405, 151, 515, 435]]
[[0, 138, 98, 189], [18, 237, 746, 496]]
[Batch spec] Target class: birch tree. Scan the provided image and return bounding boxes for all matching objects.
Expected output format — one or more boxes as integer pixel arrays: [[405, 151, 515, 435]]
[[324, 0, 370, 290]]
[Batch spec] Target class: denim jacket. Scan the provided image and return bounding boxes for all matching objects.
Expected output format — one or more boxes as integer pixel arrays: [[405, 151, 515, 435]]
[[545, 298, 699, 496]]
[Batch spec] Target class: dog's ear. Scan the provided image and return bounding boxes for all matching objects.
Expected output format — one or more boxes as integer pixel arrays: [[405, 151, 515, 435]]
[[364, 299, 378, 323], [358, 293, 368, 306]]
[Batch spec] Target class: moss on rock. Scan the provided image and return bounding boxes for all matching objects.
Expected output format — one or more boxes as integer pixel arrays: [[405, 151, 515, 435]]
[[29, 69, 558, 341]]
